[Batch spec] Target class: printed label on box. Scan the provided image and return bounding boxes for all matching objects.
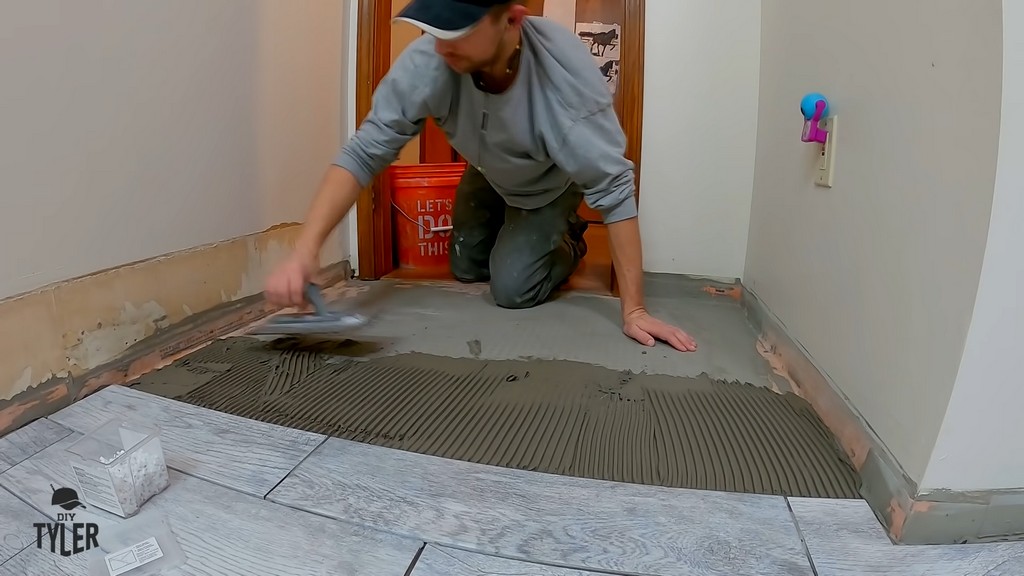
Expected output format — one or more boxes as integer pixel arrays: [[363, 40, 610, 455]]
[[104, 536, 164, 576], [71, 464, 125, 517]]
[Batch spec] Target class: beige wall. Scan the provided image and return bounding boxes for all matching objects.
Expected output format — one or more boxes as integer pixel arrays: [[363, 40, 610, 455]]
[[0, 0, 350, 301], [542, 0, 576, 30], [745, 0, 1003, 484]]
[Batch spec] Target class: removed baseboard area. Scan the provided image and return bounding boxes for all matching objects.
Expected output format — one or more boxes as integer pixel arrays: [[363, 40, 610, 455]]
[[0, 223, 350, 436], [742, 285, 1024, 545]]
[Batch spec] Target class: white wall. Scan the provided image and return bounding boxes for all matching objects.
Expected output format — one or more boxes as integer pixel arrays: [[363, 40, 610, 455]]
[[638, 1, 761, 278], [922, 1, 1024, 492], [744, 0, 1003, 484], [0, 0, 350, 300]]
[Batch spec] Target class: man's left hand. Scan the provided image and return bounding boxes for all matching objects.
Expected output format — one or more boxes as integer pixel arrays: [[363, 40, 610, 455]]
[[622, 309, 698, 352]]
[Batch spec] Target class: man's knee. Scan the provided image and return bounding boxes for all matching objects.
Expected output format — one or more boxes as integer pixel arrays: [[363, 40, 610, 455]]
[[449, 240, 489, 284], [489, 268, 547, 309], [491, 282, 544, 309]]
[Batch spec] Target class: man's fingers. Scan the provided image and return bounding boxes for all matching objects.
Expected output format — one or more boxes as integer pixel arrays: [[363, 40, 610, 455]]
[[625, 324, 656, 347], [287, 275, 303, 308], [670, 330, 697, 352], [644, 321, 676, 344], [668, 327, 697, 352], [630, 319, 698, 352], [266, 280, 284, 307]]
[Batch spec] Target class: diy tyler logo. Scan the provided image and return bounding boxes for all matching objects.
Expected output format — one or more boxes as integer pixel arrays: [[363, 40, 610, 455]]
[[34, 484, 100, 556]]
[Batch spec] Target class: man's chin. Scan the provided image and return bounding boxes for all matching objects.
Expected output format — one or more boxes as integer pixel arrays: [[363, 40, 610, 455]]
[[444, 58, 476, 74]]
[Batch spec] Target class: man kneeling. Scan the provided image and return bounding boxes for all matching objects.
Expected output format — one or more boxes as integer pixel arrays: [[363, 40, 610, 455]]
[[263, 0, 697, 353]]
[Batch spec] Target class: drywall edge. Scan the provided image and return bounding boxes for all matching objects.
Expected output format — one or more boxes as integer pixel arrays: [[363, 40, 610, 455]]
[[742, 284, 1024, 544]]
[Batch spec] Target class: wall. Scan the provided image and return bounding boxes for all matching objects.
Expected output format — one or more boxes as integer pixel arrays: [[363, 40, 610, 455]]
[[922, 0, 1023, 493], [745, 0, 1003, 484], [0, 0, 352, 424], [637, 1, 761, 278], [0, 0, 350, 301]]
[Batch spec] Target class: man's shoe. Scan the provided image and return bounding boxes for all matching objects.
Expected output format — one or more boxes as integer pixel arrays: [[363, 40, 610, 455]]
[[568, 213, 589, 260]]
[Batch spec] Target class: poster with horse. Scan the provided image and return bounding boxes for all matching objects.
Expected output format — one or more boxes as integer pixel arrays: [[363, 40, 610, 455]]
[[574, 21, 620, 94]]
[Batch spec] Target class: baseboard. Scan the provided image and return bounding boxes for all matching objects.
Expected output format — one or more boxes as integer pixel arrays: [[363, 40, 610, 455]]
[[70, 259, 352, 401], [641, 271, 743, 301], [900, 488, 1024, 544], [0, 223, 351, 435], [741, 284, 1024, 545]]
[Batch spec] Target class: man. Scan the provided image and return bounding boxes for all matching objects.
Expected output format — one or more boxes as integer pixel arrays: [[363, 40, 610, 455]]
[[264, 0, 697, 353]]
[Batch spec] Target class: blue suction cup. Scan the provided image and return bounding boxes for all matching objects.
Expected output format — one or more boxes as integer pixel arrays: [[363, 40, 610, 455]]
[[801, 93, 829, 120]]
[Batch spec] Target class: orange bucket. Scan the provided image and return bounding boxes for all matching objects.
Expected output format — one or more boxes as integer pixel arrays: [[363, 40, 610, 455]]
[[388, 162, 466, 274]]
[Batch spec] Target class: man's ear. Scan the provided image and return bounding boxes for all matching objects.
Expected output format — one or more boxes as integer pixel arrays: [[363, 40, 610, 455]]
[[508, 4, 528, 24]]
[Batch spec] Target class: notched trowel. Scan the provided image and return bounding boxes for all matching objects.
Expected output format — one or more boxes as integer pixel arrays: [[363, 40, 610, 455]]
[[250, 283, 370, 336]]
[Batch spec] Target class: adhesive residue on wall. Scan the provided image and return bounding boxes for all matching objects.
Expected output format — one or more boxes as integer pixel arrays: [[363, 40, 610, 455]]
[[66, 301, 169, 371]]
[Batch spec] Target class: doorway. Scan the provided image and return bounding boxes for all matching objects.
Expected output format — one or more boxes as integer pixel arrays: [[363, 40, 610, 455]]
[[354, 0, 646, 297]]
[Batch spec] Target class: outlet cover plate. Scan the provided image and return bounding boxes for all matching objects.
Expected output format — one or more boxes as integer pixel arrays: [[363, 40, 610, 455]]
[[816, 115, 837, 187]]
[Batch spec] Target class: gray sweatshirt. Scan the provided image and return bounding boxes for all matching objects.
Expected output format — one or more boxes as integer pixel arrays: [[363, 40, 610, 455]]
[[334, 16, 637, 224]]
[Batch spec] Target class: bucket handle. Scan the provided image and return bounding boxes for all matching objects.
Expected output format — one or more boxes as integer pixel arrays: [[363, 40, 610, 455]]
[[391, 201, 454, 233]]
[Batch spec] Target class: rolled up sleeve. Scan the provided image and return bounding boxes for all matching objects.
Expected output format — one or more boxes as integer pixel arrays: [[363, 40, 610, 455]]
[[549, 105, 638, 223]]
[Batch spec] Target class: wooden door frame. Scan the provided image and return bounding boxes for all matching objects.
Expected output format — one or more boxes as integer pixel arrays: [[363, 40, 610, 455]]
[[354, 0, 393, 280], [354, 0, 645, 285]]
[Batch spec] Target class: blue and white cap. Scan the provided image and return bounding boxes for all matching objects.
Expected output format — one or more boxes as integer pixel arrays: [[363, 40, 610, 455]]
[[395, 0, 510, 40]]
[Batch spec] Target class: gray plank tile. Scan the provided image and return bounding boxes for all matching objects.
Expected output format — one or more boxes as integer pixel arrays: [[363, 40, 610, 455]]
[[268, 438, 815, 576], [0, 418, 73, 474], [0, 486, 48, 564], [47, 385, 325, 496], [0, 542, 90, 576], [0, 433, 422, 575], [789, 497, 1024, 575], [411, 544, 620, 575]]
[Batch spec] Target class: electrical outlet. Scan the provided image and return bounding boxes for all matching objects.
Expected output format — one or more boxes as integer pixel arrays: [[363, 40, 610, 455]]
[[816, 115, 837, 187]]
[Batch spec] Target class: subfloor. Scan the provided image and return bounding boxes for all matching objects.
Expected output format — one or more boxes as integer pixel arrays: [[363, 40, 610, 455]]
[[2, 277, 1024, 574], [250, 274, 788, 385], [125, 276, 858, 499]]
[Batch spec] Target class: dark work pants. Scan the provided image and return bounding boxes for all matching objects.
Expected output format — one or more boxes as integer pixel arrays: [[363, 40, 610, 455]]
[[449, 164, 586, 309]]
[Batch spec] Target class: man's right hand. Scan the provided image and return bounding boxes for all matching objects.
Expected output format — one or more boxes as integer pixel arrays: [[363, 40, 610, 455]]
[[264, 251, 320, 309], [262, 165, 364, 308]]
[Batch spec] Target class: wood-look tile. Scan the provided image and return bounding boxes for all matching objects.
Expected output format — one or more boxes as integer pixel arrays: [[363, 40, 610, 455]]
[[0, 433, 422, 575], [47, 385, 325, 496], [0, 418, 72, 474], [789, 497, 1024, 575], [0, 486, 48, 564], [411, 544, 621, 575], [268, 438, 815, 576]]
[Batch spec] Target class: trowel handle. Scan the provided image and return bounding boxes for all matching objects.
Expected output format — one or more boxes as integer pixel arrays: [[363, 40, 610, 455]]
[[304, 283, 329, 316]]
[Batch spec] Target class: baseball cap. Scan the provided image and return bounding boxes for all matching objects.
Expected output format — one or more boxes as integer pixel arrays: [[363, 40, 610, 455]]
[[395, 0, 510, 40]]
